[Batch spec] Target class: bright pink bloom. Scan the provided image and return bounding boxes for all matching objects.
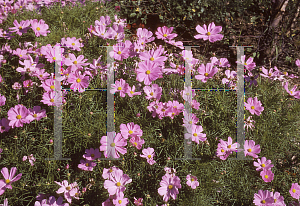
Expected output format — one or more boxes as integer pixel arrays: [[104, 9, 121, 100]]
[[102, 166, 119, 180], [61, 37, 84, 51], [260, 66, 277, 80], [195, 63, 218, 83], [222, 69, 237, 88], [113, 192, 129, 206], [244, 140, 261, 158], [254, 157, 274, 172], [155, 26, 178, 41], [103, 169, 132, 196], [30, 19, 50, 37], [194, 22, 223, 43], [155, 102, 168, 119], [244, 116, 256, 132], [7, 104, 30, 128], [186, 174, 199, 189], [136, 61, 162, 85], [100, 132, 127, 158], [13, 48, 29, 60], [120, 122, 143, 139], [236, 55, 256, 71], [253, 190, 273, 205], [158, 175, 181, 202], [184, 124, 207, 144], [68, 71, 90, 93], [40, 90, 66, 106], [109, 42, 130, 61], [83, 148, 101, 161], [110, 78, 129, 97], [139, 45, 168, 66], [0, 167, 22, 195], [290, 183, 300, 199], [260, 169, 274, 182], [9, 19, 31, 36], [245, 97, 264, 116], [265, 191, 285, 205], [296, 59, 300, 68], [283, 81, 300, 99], [126, 85, 141, 97], [64, 53, 89, 71], [54, 180, 77, 204], [129, 136, 145, 150], [0, 94, 6, 106], [95, 15, 111, 27], [140, 147, 156, 165]]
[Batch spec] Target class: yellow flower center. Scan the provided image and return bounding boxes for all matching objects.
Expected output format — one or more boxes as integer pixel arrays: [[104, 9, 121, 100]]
[[162, 109, 165, 112], [16, 115, 22, 119], [261, 164, 265, 167], [150, 92, 154, 96], [146, 70, 151, 75], [244, 63, 247, 66], [39, 74, 43, 77], [19, 26, 22, 29], [36, 27, 40, 31], [204, 73, 208, 76], [163, 34, 167, 37], [73, 61, 77, 65], [50, 99, 54, 102], [134, 142, 137, 146], [129, 130, 133, 134], [247, 149, 252, 152], [261, 200, 266, 204], [85, 163, 89, 167], [5, 179, 10, 184], [66, 186, 71, 190], [33, 114, 37, 118], [148, 155, 151, 158], [1, 126, 5, 130], [172, 112, 175, 116], [101, 33, 104, 35], [186, 93, 190, 96], [118, 200, 122, 204], [274, 199, 277, 203], [53, 57, 56, 60], [191, 178, 194, 182], [150, 57, 154, 61], [264, 175, 268, 179], [130, 91, 134, 94], [193, 133, 197, 137], [283, 72, 287, 75], [50, 85, 55, 90], [173, 106, 177, 108], [117, 87, 122, 90], [109, 169, 113, 173], [116, 182, 121, 187], [168, 185, 173, 189], [20, 55, 23, 57], [251, 106, 255, 110], [293, 189, 296, 193], [227, 145, 231, 149], [72, 43, 75, 46], [207, 32, 211, 36], [291, 91, 293, 94], [76, 78, 81, 83], [189, 121, 192, 124], [268, 73, 272, 77], [91, 154, 95, 157], [110, 143, 115, 147], [221, 149, 224, 152], [117, 51, 121, 55]]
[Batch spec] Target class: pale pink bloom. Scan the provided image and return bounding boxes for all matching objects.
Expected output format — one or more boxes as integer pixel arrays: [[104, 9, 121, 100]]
[[164, 167, 177, 178], [78, 159, 96, 171], [30, 19, 50, 37], [64, 53, 89, 71], [33, 68, 50, 81], [290, 183, 300, 199], [136, 28, 155, 43], [103, 169, 132, 196], [236, 55, 256, 71], [254, 157, 274, 172], [68, 71, 90, 93], [180, 86, 196, 102], [120, 122, 143, 139], [0, 167, 22, 195], [260, 66, 277, 80], [194, 22, 223, 43], [7, 104, 30, 128], [9, 19, 31, 36], [0, 94, 6, 106], [139, 45, 168, 66], [158, 175, 181, 202], [140, 147, 156, 165], [182, 111, 199, 130], [296, 59, 300, 68], [156, 102, 168, 119], [155, 26, 177, 41], [113, 192, 129, 206], [0, 198, 8, 206], [283, 81, 300, 99], [13, 48, 29, 60], [110, 78, 129, 97], [113, 15, 127, 27], [100, 132, 127, 158], [143, 84, 162, 100], [195, 63, 218, 83], [260, 169, 274, 182], [184, 124, 207, 144], [61, 37, 84, 51], [22, 154, 36, 166], [244, 140, 261, 158], [165, 106, 180, 119], [244, 97, 264, 116], [165, 39, 184, 49], [102, 166, 120, 180], [109, 42, 130, 61], [186, 174, 199, 189], [191, 99, 200, 110], [216, 144, 232, 160], [54, 180, 77, 204], [95, 15, 111, 27], [218, 136, 242, 153], [253, 190, 273, 205], [265, 191, 285, 206], [129, 136, 145, 150], [136, 60, 162, 85], [92, 24, 109, 39], [12, 82, 22, 90], [40, 90, 67, 107], [106, 24, 125, 42], [222, 69, 237, 88]]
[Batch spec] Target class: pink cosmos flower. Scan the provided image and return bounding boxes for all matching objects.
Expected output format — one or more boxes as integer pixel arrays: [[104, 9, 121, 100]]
[[186, 174, 199, 189], [83, 148, 101, 160], [54, 180, 77, 204], [7, 104, 30, 128], [139, 45, 168, 66], [182, 111, 199, 130], [136, 28, 155, 43], [33, 68, 50, 81], [0, 167, 22, 195], [35, 196, 69, 206], [13, 48, 29, 60], [9, 19, 31, 36], [165, 105, 180, 119], [68, 71, 90, 93], [26, 106, 46, 122], [126, 85, 141, 97], [184, 124, 207, 144], [155, 26, 178, 41], [0, 94, 6, 106], [22, 154, 36, 166], [244, 97, 264, 116], [195, 63, 218, 83], [120, 122, 143, 139], [244, 71, 259, 88], [103, 169, 132, 196], [260, 169, 274, 182], [129, 136, 145, 150], [140, 147, 156, 165], [260, 66, 277, 80], [194, 22, 224, 43], [158, 175, 181, 202], [236, 55, 256, 71], [102, 166, 120, 180], [64, 53, 89, 71], [143, 84, 162, 100], [180, 86, 196, 102], [113, 192, 129, 206], [244, 116, 256, 132], [164, 167, 177, 178], [253, 190, 273, 205], [165, 39, 184, 49], [218, 136, 242, 153], [100, 132, 127, 158], [30, 19, 50, 37], [134, 197, 143, 206], [216, 144, 232, 160], [0, 198, 8, 206], [110, 78, 129, 98], [61, 37, 84, 51], [78, 159, 96, 171], [283, 81, 300, 99], [254, 157, 274, 172], [136, 60, 162, 85], [265, 191, 285, 205], [156, 102, 169, 120], [0, 118, 11, 133], [109, 42, 130, 61], [222, 69, 237, 88], [244, 140, 261, 158], [290, 183, 300, 199]]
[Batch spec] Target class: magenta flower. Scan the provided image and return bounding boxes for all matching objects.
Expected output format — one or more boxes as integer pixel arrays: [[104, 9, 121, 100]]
[[22, 154, 36, 166], [68, 71, 90, 93], [120, 122, 143, 139], [253, 190, 273, 205], [64, 53, 89, 71], [0, 118, 11, 133], [195, 63, 218, 83], [83, 148, 101, 160], [296, 59, 300, 68], [186, 174, 199, 189], [244, 97, 264, 116], [26, 106, 46, 122], [54, 180, 77, 204], [61, 37, 84, 52], [9, 19, 31, 36], [244, 71, 259, 88], [100, 132, 127, 158], [113, 192, 129, 206], [134, 197, 143, 206], [155, 26, 178, 41], [222, 69, 237, 88], [283, 81, 300, 99], [13, 48, 29, 60], [109, 42, 130, 61], [7, 104, 30, 128], [136, 60, 162, 85], [0, 167, 22, 195], [78, 159, 96, 171], [218, 136, 242, 153], [40, 91, 56, 106], [103, 169, 132, 196], [254, 157, 274, 172], [139, 45, 168, 66], [102, 166, 120, 180], [236, 55, 256, 71], [260, 66, 277, 80], [260, 169, 274, 182], [290, 183, 300, 199], [244, 140, 261, 158], [30, 19, 50, 37], [129, 136, 145, 150], [110, 78, 129, 98], [194, 22, 223, 43], [216, 144, 232, 160], [158, 175, 181, 202], [140, 147, 156, 165], [0, 94, 6, 106], [143, 84, 162, 100]]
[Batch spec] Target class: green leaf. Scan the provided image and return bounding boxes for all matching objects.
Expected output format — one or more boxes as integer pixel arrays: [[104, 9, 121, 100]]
[[130, 13, 136, 17], [253, 52, 256, 58]]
